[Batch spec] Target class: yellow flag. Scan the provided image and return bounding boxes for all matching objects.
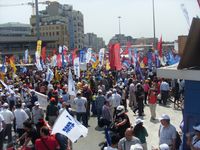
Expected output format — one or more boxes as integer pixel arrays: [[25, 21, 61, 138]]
[[10, 59, 17, 73], [28, 55, 32, 64], [140, 61, 145, 68], [55, 68, 60, 81], [36, 40, 42, 56], [92, 59, 99, 69], [106, 60, 111, 70]]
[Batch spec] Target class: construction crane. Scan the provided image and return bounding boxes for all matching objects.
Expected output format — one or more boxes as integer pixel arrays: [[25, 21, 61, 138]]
[[0, 1, 51, 15]]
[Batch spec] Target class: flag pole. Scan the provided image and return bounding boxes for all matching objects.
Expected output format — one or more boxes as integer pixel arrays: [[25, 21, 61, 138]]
[[152, 0, 156, 49]]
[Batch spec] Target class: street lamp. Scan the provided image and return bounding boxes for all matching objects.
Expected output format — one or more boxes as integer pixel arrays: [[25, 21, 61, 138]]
[[152, 0, 156, 49]]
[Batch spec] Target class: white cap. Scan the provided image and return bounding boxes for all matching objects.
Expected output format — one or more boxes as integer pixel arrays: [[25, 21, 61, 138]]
[[34, 101, 40, 106], [159, 143, 169, 150], [130, 144, 143, 150], [159, 114, 170, 121], [193, 124, 200, 132], [135, 118, 144, 126], [2, 103, 9, 107]]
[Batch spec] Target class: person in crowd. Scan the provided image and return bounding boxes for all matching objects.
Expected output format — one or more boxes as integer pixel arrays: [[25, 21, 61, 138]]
[[113, 105, 131, 138], [0, 113, 5, 150], [133, 118, 148, 150], [17, 120, 39, 149], [103, 134, 120, 150], [35, 126, 60, 150], [186, 124, 200, 150], [118, 128, 141, 150], [130, 143, 144, 150], [148, 85, 157, 120], [0, 102, 14, 143], [30, 91, 38, 110], [129, 79, 137, 109], [134, 83, 145, 116], [101, 100, 112, 127], [22, 102, 31, 120], [14, 102, 29, 145], [46, 98, 59, 127], [159, 114, 176, 150], [143, 80, 150, 105], [7, 92, 17, 111], [73, 90, 88, 127], [96, 89, 106, 122], [112, 89, 122, 117], [32, 101, 44, 131], [160, 79, 170, 106]]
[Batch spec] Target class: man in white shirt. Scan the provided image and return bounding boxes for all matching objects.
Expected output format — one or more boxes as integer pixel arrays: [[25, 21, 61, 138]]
[[0, 114, 5, 149], [32, 101, 44, 126], [160, 79, 170, 105], [14, 102, 29, 144], [1, 103, 14, 143], [73, 91, 88, 127], [112, 89, 121, 116]]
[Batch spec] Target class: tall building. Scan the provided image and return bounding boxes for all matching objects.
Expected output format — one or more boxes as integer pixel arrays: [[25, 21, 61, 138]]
[[0, 22, 31, 36], [30, 1, 84, 50], [84, 33, 105, 52]]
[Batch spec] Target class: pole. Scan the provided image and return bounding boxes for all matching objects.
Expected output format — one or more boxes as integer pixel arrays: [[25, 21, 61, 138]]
[[35, 0, 40, 40], [118, 16, 121, 43], [152, 0, 156, 49]]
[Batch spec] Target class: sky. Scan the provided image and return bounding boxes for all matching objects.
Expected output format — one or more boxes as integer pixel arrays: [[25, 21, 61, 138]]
[[0, 0, 199, 44]]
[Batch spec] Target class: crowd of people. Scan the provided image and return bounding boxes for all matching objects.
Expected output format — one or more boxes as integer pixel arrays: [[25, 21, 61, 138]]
[[0, 64, 199, 150]]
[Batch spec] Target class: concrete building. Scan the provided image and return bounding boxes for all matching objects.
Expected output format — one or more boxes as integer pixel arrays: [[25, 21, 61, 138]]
[[30, 1, 84, 50], [109, 34, 135, 46], [84, 33, 105, 52], [0, 22, 31, 36]]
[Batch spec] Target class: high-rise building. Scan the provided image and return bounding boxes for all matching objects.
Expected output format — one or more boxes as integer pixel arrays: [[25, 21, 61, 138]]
[[84, 33, 105, 52], [30, 1, 84, 50]]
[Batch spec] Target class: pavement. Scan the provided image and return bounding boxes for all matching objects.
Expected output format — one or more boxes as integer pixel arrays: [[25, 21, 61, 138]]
[[73, 101, 183, 150]]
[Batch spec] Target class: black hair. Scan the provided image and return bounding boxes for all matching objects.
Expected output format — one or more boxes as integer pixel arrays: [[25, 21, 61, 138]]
[[23, 120, 33, 129], [40, 126, 50, 136], [111, 134, 120, 145]]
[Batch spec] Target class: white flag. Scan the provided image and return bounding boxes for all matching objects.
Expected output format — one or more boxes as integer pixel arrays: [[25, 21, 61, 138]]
[[99, 48, 105, 66], [86, 48, 92, 63], [59, 45, 63, 54], [68, 69, 76, 96], [46, 67, 54, 83], [24, 49, 28, 64], [51, 109, 88, 143], [51, 55, 57, 67], [35, 51, 43, 71], [73, 57, 80, 78]]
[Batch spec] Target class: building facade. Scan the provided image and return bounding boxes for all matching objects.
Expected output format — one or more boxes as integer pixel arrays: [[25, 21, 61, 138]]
[[30, 1, 84, 50], [109, 34, 135, 46], [84, 33, 105, 52]]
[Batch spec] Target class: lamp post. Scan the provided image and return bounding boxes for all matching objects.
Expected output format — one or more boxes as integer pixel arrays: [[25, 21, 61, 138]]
[[152, 0, 156, 49], [35, 0, 40, 40], [118, 16, 121, 43]]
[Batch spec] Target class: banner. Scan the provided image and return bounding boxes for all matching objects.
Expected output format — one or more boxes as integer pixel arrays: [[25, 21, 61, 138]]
[[99, 48, 105, 66], [36, 40, 42, 56], [51, 109, 88, 143], [9, 57, 17, 73], [79, 49, 86, 63], [86, 48, 92, 63], [41, 47, 46, 63], [46, 67, 54, 83], [68, 69, 76, 96], [74, 57, 80, 78], [35, 51, 43, 71], [57, 54, 62, 68], [109, 43, 122, 70], [147, 51, 153, 70], [24, 49, 28, 64]]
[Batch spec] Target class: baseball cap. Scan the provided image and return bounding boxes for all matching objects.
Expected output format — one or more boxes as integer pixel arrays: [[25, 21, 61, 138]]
[[34, 101, 40, 106], [135, 118, 144, 126], [159, 143, 169, 150], [159, 114, 170, 121]]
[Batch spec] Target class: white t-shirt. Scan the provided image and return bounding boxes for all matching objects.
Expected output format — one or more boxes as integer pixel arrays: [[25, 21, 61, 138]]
[[0, 109, 14, 124], [112, 93, 121, 108], [0, 114, 4, 132], [14, 108, 29, 129], [74, 97, 87, 113]]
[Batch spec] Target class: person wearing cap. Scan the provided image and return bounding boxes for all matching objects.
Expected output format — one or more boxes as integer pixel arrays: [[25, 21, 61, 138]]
[[187, 124, 200, 149], [96, 89, 106, 122], [133, 119, 148, 150], [118, 128, 141, 150], [32, 101, 44, 130], [130, 143, 144, 150], [104, 134, 120, 150], [148, 85, 158, 120], [73, 90, 88, 127], [112, 88, 122, 117], [159, 114, 176, 150], [0, 102, 14, 143]]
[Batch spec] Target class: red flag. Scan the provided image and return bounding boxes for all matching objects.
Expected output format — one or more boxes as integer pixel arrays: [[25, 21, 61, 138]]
[[109, 43, 122, 70], [72, 48, 78, 63], [41, 47, 46, 62], [121, 42, 131, 55], [157, 36, 162, 57], [198, 0, 200, 8], [57, 54, 62, 68], [143, 56, 148, 65]]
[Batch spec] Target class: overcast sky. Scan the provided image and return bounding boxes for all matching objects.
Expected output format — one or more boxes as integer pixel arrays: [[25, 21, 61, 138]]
[[0, 0, 199, 44]]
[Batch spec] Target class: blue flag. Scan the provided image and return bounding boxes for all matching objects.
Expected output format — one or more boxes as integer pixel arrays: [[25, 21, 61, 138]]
[[147, 51, 153, 70]]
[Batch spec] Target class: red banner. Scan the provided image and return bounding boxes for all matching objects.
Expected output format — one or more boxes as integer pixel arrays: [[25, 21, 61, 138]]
[[109, 43, 122, 70], [41, 47, 46, 62], [157, 36, 162, 57]]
